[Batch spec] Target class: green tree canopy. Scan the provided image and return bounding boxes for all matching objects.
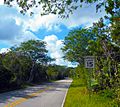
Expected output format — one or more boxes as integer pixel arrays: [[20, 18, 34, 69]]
[[4, 0, 120, 17], [12, 40, 49, 64], [10, 40, 54, 82], [62, 28, 94, 64]]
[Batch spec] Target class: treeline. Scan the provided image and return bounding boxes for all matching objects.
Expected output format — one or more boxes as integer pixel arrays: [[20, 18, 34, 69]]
[[0, 40, 72, 92], [62, 18, 120, 105], [61, 1, 120, 105]]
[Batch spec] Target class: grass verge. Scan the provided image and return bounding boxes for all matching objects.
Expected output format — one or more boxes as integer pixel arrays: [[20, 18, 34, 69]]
[[64, 79, 117, 107]]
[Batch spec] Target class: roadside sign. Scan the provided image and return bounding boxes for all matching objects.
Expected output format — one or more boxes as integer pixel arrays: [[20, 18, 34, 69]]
[[84, 56, 95, 68]]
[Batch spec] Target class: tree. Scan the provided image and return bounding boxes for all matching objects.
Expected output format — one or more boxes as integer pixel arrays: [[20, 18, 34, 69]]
[[111, 10, 120, 46], [62, 28, 94, 64], [0, 54, 14, 90], [12, 40, 51, 82], [46, 64, 68, 80], [62, 19, 120, 104], [2, 51, 32, 85], [4, 0, 120, 17], [46, 65, 58, 80], [0, 39, 56, 90], [89, 19, 120, 89]]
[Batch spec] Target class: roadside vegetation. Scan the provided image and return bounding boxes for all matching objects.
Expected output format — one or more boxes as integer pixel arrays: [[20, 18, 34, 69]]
[[1, 0, 120, 106], [64, 79, 117, 107], [62, 9, 120, 107], [61, 1, 120, 106], [0, 40, 72, 93], [62, 17, 120, 106]]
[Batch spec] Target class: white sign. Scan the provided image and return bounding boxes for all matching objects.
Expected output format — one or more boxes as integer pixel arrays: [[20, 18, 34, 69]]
[[85, 56, 95, 68]]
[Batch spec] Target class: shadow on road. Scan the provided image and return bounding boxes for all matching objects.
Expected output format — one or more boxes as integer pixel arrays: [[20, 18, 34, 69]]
[[0, 85, 46, 104], [0, 79, 72, 104]]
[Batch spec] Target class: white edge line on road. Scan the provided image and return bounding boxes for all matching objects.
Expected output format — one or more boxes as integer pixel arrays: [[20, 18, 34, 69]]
[[61, 80, 73, 107]]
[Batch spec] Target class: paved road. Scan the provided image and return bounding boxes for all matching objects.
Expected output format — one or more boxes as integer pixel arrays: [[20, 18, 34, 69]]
[[0, 78, 72, 107]]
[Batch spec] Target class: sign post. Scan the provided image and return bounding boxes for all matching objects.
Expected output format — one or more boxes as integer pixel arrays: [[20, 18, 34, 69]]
[[84, 56, 95, 98]]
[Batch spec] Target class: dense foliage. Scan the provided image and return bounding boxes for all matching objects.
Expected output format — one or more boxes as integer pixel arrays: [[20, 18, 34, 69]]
[[1, 0, 120, 106], [0, 40, 71, 92], [62, 17, 120, 105], [4, 0, 120, 17]]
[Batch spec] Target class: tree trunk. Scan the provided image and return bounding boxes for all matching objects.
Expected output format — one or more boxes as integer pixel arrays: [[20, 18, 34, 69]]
[[28, 62, 35, 82]]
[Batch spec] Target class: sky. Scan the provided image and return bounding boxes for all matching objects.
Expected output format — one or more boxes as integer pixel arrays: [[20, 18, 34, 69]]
[[0, 0, 106, 67]]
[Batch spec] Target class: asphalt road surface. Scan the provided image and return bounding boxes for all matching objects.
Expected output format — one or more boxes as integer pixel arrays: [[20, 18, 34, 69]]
[[0, 78, 72, 107]]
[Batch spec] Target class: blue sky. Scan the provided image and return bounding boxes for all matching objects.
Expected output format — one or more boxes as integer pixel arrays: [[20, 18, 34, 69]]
[[0, 1, 106, 66], [28, 24, 69, 40]]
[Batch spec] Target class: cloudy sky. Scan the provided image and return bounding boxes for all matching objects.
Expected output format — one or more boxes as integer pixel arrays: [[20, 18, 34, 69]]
[[0, 0, 106, 66]]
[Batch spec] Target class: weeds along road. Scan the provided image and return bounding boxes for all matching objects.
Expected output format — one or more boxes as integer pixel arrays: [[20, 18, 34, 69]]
[[0, 78, 72, 107]]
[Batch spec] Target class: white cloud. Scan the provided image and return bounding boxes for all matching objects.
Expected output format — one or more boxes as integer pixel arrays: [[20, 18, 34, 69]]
[[0, 18, 22, 40], [9, 30, 39, 45], [0, 1, 106, 34], [0, 17, 39, 46], [0, 48, 10, 54], [0, 6, 39, 46], [44, 35, 63, 56], [44, 35, 76, 67], [61, 3, 106, 28], [0, 2, 106, 66], [25, 14, 61, 32], [24, 2, 106, 32], [0, 2, 106, 42], [0, 0, 4, 5]]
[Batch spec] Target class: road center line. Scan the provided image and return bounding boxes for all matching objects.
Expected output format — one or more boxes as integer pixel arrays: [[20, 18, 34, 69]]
[[4, 87, 50, 107]]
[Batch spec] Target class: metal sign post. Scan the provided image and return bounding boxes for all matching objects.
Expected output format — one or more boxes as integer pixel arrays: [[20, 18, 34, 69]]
[[84, 56, 95, 98]]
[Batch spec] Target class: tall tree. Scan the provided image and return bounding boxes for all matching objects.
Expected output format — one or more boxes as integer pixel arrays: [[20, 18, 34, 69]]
[[62, 28, 94, 64], [111, 10, 120, 46], [13, 40, 50, 82], [2, 51, 31, 85], [62, 19, 120, 93], [89, 19, 120, 90]]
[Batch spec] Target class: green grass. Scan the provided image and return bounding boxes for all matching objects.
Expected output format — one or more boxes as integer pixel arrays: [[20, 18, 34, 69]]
[[64, 79, 117, 107]]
